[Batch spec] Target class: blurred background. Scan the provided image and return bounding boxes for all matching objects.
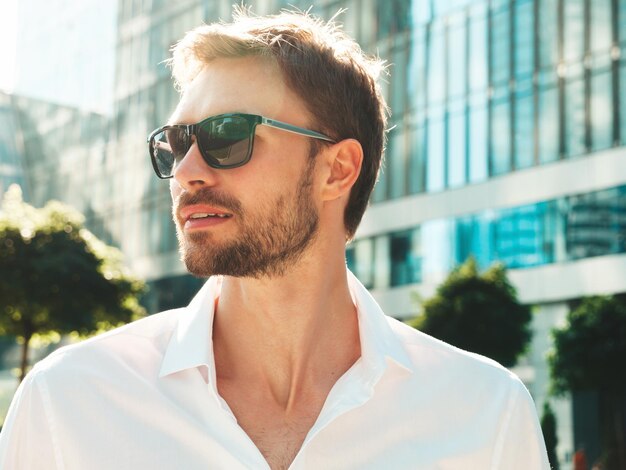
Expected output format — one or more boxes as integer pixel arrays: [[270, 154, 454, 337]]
[[1, 0, 626, 468]]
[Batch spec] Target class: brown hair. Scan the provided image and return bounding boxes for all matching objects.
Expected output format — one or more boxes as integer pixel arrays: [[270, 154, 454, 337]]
[[169, 7, 388, 239]]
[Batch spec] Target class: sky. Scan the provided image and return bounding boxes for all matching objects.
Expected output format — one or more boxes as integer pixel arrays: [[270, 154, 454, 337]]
[[0, 0, 18, 92]]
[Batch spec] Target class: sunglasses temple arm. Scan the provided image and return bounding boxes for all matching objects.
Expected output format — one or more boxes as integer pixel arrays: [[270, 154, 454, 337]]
[[261, 117, 335, 143]]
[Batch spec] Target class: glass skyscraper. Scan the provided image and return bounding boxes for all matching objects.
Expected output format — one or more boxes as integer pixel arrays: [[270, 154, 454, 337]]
[[4, 0, 626, 465]]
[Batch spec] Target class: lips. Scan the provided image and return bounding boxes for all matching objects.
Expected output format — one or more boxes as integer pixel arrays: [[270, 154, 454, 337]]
[[179, 205, 233, 230], [188, 213, 231, 219]]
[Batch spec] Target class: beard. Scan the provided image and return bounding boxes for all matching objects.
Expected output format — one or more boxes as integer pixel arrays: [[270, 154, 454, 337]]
[[173, 157, 319, 279]]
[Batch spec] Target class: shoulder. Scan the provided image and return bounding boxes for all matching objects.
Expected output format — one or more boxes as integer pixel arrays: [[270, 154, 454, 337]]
[[385, 315, 521, 388], [29, 308, 184, 380]]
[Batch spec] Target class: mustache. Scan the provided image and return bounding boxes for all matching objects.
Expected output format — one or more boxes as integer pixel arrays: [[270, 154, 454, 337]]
[[174, 188, 243, 215]]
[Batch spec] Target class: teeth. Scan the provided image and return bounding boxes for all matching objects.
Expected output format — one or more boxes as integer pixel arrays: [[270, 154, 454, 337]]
[[189, 213, 230, 219]]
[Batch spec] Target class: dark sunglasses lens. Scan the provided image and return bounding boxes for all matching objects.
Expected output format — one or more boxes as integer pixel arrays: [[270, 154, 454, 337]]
[[151, 128, 190, 177], [196, 116, 252, 168]]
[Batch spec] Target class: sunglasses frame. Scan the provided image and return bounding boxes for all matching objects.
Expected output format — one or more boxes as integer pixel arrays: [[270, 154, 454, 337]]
[[148, 113, 336, 179]]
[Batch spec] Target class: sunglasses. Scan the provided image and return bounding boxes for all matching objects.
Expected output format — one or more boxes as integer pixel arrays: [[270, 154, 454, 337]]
[[147, 113, 336, 179]]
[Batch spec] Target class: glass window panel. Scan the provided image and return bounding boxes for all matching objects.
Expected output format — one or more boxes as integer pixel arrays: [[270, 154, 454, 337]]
[[468, 9, 488, 91], [427, 110, 446, 192], [493, 202, 556, 268], [372, 161, 388, 203], [622, 62, 626, 144], [538, 85, 560, 163], [490, 6, 510, 86], [514, 0, 534, 79], [621, 0, 626, 46], [566, 187, 626, 260], [564, 78, 586, 157], [421, 219, 455, 282], [590, 0, 612, 54], [514, 86, 535, 169], [354, 238, 375, 288], [388, 128, 408, 198], [391, 40, 409, 116], [376, 0, 411, 38], [390, 228, 422, 286], [408, 25, 427, 111], [374, 235, 391, 288], [409, 122, 426, 194], [346, 245, 356, 273], [448, 16, 467, 99], [563, 0, 585, 63], [454, 216, 475, 265], [447, 110, 466, 187], [590, 69, 614, 151], [428, 20, 446, 105], [469, 98, 488, 183], [538, 0, 559, 68], [490, 98, 511, 175]]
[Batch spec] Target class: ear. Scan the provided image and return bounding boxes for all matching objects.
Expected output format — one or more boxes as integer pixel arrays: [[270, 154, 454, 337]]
[[321, 139, 363, 202]]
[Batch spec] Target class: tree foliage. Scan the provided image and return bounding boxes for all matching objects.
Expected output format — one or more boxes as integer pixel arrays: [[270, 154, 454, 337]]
[[549, 295, 626, 470], [541, 401, 560, 470], [411, 257, 531, 367], [549, 296, 626, 394], [0, 185, 145, 381]]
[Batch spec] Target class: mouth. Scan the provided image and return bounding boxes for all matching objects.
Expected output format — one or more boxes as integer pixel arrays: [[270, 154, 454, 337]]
[[179, 205, 234, 230], [188, 212, 233, 220]]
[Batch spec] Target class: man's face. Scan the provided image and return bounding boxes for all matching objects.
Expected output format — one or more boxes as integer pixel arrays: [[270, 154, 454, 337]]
[[169, 57, 321, 278]]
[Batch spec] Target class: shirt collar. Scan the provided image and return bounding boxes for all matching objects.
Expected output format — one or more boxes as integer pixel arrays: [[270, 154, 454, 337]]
[[159, 276, 222, 383], [159, 271, 413, 383], [346, 270, 414, 375]]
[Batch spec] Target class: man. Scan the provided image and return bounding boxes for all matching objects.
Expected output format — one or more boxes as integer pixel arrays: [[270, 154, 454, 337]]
[[0, 9, 550, 470]]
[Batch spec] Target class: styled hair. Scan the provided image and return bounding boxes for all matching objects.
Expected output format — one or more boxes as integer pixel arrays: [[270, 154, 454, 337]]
[[169, 7, 388, 239]]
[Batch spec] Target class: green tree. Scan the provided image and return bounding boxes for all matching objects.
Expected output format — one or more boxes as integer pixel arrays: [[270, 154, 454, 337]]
[[541, 401, 559, 470], [549, 296, 626, 469], [0, 185, 145, 382], [410, 257, 531, 367]]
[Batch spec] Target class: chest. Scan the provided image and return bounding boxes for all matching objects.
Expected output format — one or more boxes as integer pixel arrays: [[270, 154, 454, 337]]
[[217, 381, 328, 470]]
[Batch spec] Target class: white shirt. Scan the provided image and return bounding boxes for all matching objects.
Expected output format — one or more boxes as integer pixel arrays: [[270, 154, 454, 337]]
[[0, 272, 549, 469]]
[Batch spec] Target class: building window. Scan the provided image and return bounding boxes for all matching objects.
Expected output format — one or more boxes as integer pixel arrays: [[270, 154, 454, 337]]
[[390, 228, 422, 286], [513, 0, 534, 80], [448, 12, 466, 101], [468, 95, 488, 183], [428, 19, 446, 106], [538, 0, 559, 69], [494, 202, 556, 268], [353, 238, 375, 289], [563, 0, 585, 64], [566, 187, 626, 260], [447, 106, 466, 187], [514, 81, 535, 169], [408, 119, 426, 194], [590, 68, 614, 151], [468, 4, 488, 92], [374, 235, 391, 289], [489, 2, 510, 87], [426, 108, 446, 192], [490, 94, 511, 175], [621, 61, 626, 145], [390, 35, 410, 117], [564, 75, 586, 157], [589, 0, 612, 54], [388, 127, 408, 199], [408, 24, 427, 112], [538, 84, 560, 163]]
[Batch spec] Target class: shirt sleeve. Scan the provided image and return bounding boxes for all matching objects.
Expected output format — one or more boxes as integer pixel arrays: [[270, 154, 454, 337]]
[[493, 379, 551, 470], [0, 369, 60, 469]]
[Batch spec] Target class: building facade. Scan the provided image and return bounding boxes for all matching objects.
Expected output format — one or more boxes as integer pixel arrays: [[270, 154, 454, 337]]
[[5, 0, 626, 466]]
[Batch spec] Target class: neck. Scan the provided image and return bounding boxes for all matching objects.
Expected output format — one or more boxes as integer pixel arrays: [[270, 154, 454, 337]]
[[212, 249, 361, 410]]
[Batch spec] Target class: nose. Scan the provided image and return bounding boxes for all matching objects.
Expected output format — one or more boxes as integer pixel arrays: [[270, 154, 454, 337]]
[[171, 140, 219, 191]]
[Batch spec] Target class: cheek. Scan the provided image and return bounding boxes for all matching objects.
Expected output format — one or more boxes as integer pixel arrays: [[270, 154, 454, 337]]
[[169, 180, 181, 201]]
